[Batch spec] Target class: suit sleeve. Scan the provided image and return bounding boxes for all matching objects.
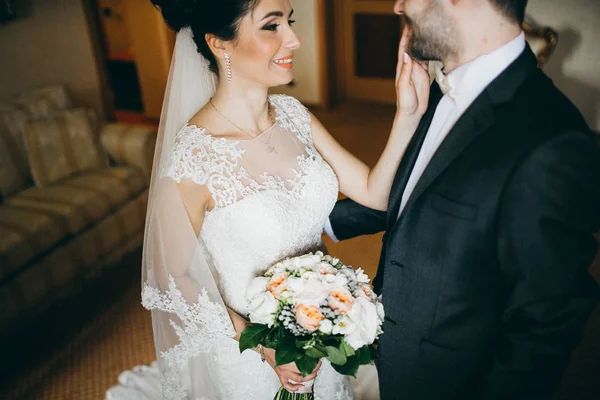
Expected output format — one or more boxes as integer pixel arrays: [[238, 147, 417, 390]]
[[482, 131, 600, 399], [329, 198, 387, 241]]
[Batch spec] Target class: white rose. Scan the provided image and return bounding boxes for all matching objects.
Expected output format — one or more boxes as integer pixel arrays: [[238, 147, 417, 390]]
[[345, 298, 380, 350], [246, 277, 269, 302], [247, 292, 279, 327], [334, 274, 349, 288], [294, 278, 328, 307], [318, 319, 333, 334], [287, 277, 304, 294], [354, 268, 370, 284]]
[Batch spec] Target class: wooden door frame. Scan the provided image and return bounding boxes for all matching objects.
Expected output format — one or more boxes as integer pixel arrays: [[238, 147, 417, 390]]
[[81, 0, 116, 121]]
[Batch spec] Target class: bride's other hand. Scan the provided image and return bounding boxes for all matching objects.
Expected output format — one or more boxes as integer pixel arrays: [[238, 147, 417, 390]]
[[395, 25, 430, 124], [263, 348, 322, 392]]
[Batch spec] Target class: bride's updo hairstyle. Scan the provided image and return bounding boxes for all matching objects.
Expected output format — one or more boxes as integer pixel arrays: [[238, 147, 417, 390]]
[[151, 0, 259, 75]]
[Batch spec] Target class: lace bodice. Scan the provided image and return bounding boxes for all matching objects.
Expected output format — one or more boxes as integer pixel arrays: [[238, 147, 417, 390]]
[[163, 95, 339, 316], [130, 95, 353, 400]]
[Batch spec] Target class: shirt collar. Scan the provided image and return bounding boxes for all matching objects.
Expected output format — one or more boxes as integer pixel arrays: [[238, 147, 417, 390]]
[[444, 32, 526, 108]]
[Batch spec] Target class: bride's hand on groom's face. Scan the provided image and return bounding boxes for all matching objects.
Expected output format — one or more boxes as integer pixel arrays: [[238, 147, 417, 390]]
[[263, 347, 322, 392], [395, 26, 430, 121]]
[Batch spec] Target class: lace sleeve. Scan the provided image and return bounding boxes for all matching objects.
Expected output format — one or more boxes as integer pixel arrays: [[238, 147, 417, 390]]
[[163, 125, 214, 185]]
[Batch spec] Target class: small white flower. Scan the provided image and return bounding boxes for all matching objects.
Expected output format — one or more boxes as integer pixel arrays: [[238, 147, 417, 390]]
[[265, 263, 285, 276], [331, 258, 340, 265], [334, 274, 349, 288], [355, 268, 370, 284], [332, 315, 356, 335], [293, 254, 322, 269], [319, 319, 333, 334]]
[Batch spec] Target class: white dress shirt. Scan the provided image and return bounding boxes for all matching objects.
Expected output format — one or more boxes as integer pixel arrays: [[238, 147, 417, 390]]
[[325, 33, 527, 241]]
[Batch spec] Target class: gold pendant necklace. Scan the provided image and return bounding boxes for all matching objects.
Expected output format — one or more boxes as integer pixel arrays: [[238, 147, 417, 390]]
[[209, 98, 278, 154]]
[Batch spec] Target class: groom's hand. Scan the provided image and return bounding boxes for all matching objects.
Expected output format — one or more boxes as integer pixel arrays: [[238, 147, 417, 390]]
[[395, 25, 430, 122]]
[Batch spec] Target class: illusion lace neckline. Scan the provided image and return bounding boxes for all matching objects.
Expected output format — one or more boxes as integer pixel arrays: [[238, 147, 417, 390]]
[[185, 96, 280, 143]]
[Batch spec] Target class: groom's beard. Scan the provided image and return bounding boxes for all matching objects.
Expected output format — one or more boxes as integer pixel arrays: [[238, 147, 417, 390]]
[[405, 1, 457, 62]]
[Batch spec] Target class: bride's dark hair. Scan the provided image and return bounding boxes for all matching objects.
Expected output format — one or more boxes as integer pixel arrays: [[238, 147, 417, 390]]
[[151, 0, 258, 75]]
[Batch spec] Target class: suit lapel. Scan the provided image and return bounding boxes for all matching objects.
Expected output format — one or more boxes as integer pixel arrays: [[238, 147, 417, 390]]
[[386, 83, 443, 229], [391, 45, 540, 230]]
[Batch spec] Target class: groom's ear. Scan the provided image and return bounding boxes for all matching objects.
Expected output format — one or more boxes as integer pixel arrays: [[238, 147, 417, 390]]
[[206, 34, 228, 60]]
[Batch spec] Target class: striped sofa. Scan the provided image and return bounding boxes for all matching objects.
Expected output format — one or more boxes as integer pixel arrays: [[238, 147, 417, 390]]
[[0, 85, 156, 338]]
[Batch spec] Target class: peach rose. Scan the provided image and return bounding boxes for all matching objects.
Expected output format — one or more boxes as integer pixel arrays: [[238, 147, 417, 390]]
[[267, 272, 288, 300], [328, 288, 354, 313], [295, 304, 325, 333]]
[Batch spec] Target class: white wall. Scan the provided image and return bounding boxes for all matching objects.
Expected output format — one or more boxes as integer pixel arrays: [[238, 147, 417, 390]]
[[0, 0, 104, 116], [271, 0, 322, 105], [523, 0, 600, 130]]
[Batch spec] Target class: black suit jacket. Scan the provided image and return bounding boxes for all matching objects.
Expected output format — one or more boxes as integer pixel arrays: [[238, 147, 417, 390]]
[[330, 46, 600, 399]]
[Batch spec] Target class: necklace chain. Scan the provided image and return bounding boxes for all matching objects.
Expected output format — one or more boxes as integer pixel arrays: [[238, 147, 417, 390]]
[[209, 98, 278, 154]]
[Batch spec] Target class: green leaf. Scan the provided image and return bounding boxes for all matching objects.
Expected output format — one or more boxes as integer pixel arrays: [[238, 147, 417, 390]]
[[264, 326, 283, 349], [239, 324, 270, 353], [305, 346, 327, 358], [354, 345, 371, 365], [342, 341, 355, 357], [326, 345, 347, 366], [331, 355, 361, 377], [295, 355, 320, 377], [275, 336, 303, 366]]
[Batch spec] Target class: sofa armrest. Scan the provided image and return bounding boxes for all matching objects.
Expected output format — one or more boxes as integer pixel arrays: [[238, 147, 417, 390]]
[[100, 123, 157, 183]]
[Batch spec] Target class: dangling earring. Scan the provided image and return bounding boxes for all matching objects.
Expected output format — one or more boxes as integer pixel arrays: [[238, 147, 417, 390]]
[[224, 52, 232, 83]]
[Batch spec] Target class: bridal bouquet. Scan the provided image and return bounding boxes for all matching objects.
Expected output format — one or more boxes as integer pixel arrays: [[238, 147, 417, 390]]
[[240, 251, 384, 400]]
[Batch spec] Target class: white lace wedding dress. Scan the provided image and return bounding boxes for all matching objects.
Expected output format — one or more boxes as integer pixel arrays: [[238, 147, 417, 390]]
[[106, 95, 379, 400]]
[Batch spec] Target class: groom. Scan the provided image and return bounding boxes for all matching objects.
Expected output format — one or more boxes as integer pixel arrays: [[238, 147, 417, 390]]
[[328, 0, 600, 398]]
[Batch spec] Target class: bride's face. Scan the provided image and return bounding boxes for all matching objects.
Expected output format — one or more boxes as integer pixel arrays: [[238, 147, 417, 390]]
[[230, 0, 301, 87]]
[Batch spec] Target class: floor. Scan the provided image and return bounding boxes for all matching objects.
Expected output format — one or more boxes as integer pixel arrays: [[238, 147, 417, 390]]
[[1, 101, 599, 399]]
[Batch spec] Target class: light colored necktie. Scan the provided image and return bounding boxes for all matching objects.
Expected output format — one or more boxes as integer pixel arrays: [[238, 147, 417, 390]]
[[432, 62, 456, 102]]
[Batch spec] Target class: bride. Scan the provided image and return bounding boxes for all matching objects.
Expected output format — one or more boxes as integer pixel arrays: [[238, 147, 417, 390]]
[[107, 0, 429, 398]]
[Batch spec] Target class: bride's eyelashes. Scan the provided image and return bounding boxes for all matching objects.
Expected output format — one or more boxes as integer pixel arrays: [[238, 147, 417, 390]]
[[261, 19, 296, 32]]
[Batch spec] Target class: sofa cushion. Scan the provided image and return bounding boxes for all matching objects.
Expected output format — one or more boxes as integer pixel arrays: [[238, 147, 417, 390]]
[[24, 108, 108, 187], [7, 166, 145, 236], [0, 206, 69, 284], [0, 104, 32, 197], [14, 84, 73, 121]]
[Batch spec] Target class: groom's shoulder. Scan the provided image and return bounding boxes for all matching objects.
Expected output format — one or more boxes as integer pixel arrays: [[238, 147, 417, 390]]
[[514, 69, 590, 135]]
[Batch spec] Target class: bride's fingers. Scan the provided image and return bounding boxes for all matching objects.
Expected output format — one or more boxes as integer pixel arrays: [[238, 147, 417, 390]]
[[281, 379, 304, 393], [399, 53, 413, 90], [411, 66, 430, 112], [396, 25, 412, 83]]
